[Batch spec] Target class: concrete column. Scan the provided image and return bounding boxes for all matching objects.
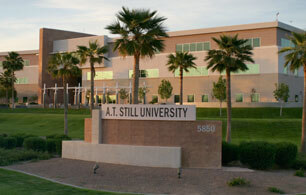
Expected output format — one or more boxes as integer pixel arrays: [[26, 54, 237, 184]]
[[91, 109, 102, 144]]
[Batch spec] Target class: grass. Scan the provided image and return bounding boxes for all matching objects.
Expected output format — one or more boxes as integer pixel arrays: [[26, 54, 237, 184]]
[[0, 168, 135, 195], [267, 187, 285, 194], [227, 177, 250, 187]]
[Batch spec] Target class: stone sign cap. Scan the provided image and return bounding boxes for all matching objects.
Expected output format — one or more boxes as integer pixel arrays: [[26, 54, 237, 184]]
[[101, 104, 196, 121]]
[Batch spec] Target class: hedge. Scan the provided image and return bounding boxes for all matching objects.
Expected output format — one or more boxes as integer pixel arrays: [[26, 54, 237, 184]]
[[11, 133, 35, 147], [274, 142, 297, 168], [23, 137, 46, 152], [222, 141, 239, 165]]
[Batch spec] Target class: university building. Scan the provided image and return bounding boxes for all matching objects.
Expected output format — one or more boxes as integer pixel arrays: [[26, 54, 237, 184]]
[[0, 21, 304, 106]]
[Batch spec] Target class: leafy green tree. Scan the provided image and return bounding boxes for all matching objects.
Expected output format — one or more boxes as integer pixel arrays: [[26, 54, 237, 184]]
[[0, 70, 15, 104], [2, 52, 24, 108], [158, 79, 173, 103], [279, 32, 306, 153], [119, 88, 129, 104], [48, 52, 81, 136], [273, 83, 289, 117], [77, 40, 108, 111], [106, 7, 168, 104], [212, 76, 226, 116], [205, 35, 254, 143], [138, 87, 150, 104], [167, 52, 197, 105]]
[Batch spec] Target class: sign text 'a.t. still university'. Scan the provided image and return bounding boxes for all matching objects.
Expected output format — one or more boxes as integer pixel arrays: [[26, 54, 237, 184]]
[[101, 104, 196, 121]]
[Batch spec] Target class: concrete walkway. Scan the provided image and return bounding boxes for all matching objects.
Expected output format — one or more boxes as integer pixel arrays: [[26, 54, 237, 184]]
[[7, 158, 306, 195]]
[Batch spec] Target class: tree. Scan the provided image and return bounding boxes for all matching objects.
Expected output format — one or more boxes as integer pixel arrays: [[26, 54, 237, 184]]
[[2, 52, 24, 108], [138, 86, 150, 104], [273, 83, 289, 117], [167, 52, 197, 105], [212, 76, 226, 116], [48, 52, 81, 136], [77, 40, 108, 111], [106, 7, 168, 104], [119, 88, 129, 104], [205, 34, 254, 143], [158, 79, 173, 103], [0, 70, 15, 104], [278, 32, 306, 153]]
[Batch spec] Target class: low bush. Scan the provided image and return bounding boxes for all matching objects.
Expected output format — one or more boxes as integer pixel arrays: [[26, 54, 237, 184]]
[[24, 137, 46, 152], [46, 139, 57, 154], [239, 141, 276, 170], [0, 148, 51, 166], [46, 134, 71, 140], [0, 136, 5, 148], [294, 169, 305, 177], [222, 141, 239, 165], [11, 133, 35, 147], [274, 142, 297, 168], [292, 159, 306, 170], [267, 187, 285, 194], [3, 137, 17, 149], [227, 177, 250, 187], [0, 133, 8, 137]]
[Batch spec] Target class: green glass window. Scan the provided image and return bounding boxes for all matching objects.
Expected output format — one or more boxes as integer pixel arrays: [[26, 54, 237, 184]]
[[176, 44, 183, 52], [190, 43, 196, 52], [174, 66, 208, 77], [15, 77, 28, 84], [245, 39, 252, 47], [187, 95, 194, 102], [235, 93, 243, 102], [183, 44, 189, 52], [294, 70, 298, 77], [88, 71, 113, 80], [174, 95, 180, 103], [234, 64, 260, 75], [252, 38, 260, 47], [196, 42, 203, 51], [129, 69, 159, 78], [23, 60, 30, 66], [202, 95, 208, 102], [203, 42, 210, 50], [283, 66, 288, 74], [251, 93, 260, 102]]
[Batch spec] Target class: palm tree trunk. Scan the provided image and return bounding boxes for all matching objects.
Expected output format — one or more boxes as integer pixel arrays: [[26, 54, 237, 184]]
[[5, 89, 8, 105], [132, 55, 140, 104], [220, 101, 222, 117], [226, 69, 232, 143], [301, 66, 306, 153], [63, 78, 68, 136], [11, 72, 15, 109], [180, 68, 183, 105], [90, 63, 95, 111], [280, 101, 283, 117]]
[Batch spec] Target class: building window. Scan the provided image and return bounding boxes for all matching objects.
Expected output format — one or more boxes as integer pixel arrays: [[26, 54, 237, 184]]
[[183, 44, 189, 52], [202, 95, 209, 102], [174, 95, 180, 103], [281, 38, 294, 47], [294, 70, 298, 77], [252, 38, 260, 47], [235, 93, 243, 102], [176, 42, 210, 52], [232, 64, 260, 75], [87, 71, 113, 80], [23, 60, 30, 66], [174, 66, 208, 77], [283, 66, 288, 74], [176, 44, 182, 52], [251, 93, 260, 102], [187, 95, 194, 102], [295, 95, 299, 102], [15, 77, 28, 84], [129, 69, 159, 78]]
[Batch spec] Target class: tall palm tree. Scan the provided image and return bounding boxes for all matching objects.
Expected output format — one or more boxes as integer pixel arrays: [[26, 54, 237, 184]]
[[2, 52, 24, 108], [167, 52, 197, 105], [205, 35, 254, 143], [279, 32, 306, 153], [77, 40, 108, 111], [106, 7, 168, 104], [0, 70, 15, 104], [48, 52, 81, 136]]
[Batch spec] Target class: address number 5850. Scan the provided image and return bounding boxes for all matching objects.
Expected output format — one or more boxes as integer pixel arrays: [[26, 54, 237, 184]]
[[197, 125, 216, 133]]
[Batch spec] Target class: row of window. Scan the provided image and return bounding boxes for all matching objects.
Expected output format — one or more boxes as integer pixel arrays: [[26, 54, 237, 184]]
[[0, 60, 30, 67], [15, 77, 29, 84], [283, 66, 299, 76], [281, 38, 294, 48], [176, 42, 211, 53], [243, 38, 261, 48], [87, 71, 113, 80], [129, 69, 159, 78]]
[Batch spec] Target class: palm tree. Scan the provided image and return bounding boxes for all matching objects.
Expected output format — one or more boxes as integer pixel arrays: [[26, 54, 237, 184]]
[[205, 35, 254, 143], [48, 52, 81, 136], [0, 70, 15, 104], [279, 32, 306, 153], [2, 52, 24, 108], [167, 52, 197, 105], [77, 40, 108, 111], [106, 7, 168, 104]]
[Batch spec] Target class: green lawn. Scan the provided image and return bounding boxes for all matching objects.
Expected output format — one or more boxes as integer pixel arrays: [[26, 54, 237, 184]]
[[0, 168, 134, 195], [0, 107, 303, 146]]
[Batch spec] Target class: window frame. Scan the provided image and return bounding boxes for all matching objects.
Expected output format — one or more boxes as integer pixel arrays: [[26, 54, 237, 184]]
[[187, 94, 195, 103]]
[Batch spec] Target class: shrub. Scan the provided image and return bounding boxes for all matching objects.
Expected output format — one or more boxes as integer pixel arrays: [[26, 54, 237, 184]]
[[239, 141, 276, 170], [222, 141, 239, 165], [292, 159, 306, 170], [274, 142, 297, 168], [11, 134, 35, 147], [227, 177, 250, 187], [267, 187, 285, 194], [294, 169, 305, 177], [24, 137, 46, 152], [55, 139, 64, 155], [0, 133, 8, 137], [46, 134, 71, 140], [0, 136, 5, 148], [3, 137, 17, 149], [46, 139, 57, 154]]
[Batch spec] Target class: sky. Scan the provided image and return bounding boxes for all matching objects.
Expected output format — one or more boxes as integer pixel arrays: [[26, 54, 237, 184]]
[[0, 0, 305, 52]]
